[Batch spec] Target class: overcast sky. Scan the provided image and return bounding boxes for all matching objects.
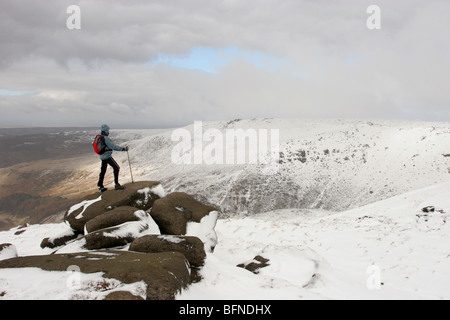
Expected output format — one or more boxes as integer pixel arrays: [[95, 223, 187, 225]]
[[0, 0, 449, 128]]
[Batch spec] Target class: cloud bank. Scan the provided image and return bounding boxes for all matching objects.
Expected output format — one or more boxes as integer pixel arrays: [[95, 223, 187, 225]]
[[0, 0, 449, 127]]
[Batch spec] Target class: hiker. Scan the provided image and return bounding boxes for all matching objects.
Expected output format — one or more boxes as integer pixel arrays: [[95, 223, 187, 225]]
[[97, 124, 129, 192]]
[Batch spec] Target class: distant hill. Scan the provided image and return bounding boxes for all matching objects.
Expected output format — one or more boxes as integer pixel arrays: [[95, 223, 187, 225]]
[[0, 127, 97, 168]]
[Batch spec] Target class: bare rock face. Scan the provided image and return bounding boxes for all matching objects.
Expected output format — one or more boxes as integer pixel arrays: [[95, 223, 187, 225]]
[[64, 181, 163, 232], [129, 234, 206, 267]]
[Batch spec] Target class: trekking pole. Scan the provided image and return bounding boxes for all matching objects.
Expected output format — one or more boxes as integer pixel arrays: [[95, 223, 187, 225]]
[[127, 150, 134, 183]]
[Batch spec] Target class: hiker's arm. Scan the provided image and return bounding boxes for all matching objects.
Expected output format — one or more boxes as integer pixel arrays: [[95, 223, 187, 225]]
[[104, 136, 126, 151]]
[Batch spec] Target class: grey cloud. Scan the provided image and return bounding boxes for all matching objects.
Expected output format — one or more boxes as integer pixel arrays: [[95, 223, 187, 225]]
[[0, 0, 449, 127]]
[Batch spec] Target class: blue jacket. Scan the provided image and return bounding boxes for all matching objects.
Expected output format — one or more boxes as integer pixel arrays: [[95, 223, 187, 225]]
[[99, 124, 125, 160]]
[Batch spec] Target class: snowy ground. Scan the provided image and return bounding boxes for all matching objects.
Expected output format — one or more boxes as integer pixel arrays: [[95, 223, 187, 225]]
[[1, 181, 449, 300]]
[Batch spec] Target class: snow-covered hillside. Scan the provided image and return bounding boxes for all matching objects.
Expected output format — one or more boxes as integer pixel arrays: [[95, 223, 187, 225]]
[[1, 181, 449, 299], [114, 118, 450, 215], [178, 181, 450, 300]]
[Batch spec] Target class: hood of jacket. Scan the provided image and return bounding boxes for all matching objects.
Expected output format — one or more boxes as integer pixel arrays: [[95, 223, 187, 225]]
[[101, 124, 110, 136]]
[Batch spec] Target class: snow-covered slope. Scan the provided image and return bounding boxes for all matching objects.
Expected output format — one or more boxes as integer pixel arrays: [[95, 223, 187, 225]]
[[1, 181, 449, 299], [116, 118, 450, 215], [177, 181, 450, 300]]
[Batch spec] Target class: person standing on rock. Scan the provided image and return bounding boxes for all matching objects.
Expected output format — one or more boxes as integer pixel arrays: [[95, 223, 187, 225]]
[[97, 124, 129, 192]]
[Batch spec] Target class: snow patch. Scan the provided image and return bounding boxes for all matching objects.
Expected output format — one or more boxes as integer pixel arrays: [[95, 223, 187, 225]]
[[186, 210, 218, 252], [45, 228, 78, 246], [137, 184, 165, 206], [67, 196, 102, 220], [55, 238, 87, 254], [0, 245, 17, 261], [102, 221, 146, 239], [158, 235, 185, 244]]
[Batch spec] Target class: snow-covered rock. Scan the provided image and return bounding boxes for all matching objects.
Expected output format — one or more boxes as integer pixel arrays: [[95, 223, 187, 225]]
[[0, 250, 190, 300], [40, 228, 81, 249], [64, 181, 163, 232], [84, 206, 152, 234], [0, 180, 219, 299], [150, 192, 219, 251], [129, 234, 206, 267], [55, 211, 160, 253]]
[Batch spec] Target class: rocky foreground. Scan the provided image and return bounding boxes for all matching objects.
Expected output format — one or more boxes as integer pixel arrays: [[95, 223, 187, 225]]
[[0, 181, 219, 300]]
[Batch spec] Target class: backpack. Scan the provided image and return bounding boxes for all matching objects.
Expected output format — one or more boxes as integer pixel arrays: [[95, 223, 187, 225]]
[[93, 134, 106, 154]]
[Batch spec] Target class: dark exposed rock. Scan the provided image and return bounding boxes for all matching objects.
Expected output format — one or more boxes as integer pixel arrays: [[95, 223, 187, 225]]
[[104, 291, 144, 300], [64, 181, 163, 232], [85, 206, 144, 233], [422, 206, 435, 213], [237, 255, 270, 274], [150, 192, 217, 235]]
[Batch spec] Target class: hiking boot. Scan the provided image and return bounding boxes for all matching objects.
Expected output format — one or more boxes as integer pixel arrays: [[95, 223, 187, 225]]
[[99, 186, 107, 192], [115, 184, 125, 190]]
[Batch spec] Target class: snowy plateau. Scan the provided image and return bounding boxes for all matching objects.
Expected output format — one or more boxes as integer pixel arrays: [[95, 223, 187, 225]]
[[0, 118, 450, 300]]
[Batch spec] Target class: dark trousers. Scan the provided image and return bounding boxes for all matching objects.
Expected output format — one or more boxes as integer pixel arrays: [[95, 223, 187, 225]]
[[98, 157, 120, 187]]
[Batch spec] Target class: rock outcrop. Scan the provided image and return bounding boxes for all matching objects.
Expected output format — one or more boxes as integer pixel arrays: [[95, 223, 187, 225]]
[[150, 192, 219, 252], [0, 250, 191, 300], [85, 206, 145, 233], [56, 209, 160, 252], [1, 181, 220, 300], [64, 181, 163, 232], [129, 234, 206, 267], [151, 192, 217, 234]]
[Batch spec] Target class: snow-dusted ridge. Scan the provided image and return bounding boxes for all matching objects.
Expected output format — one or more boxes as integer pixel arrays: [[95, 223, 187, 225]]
[[117, 118, 450, 214]]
